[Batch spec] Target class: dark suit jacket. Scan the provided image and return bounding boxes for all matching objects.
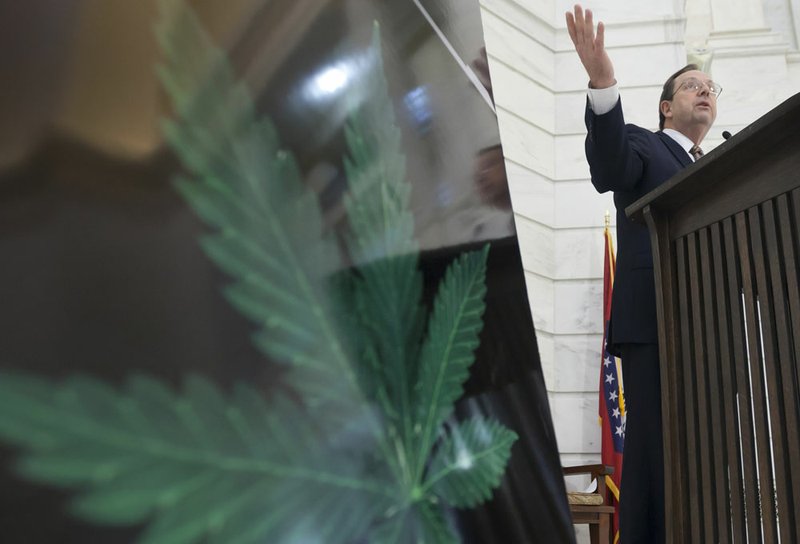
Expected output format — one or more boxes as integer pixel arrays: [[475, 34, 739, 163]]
[[585, 98, 692, 350]]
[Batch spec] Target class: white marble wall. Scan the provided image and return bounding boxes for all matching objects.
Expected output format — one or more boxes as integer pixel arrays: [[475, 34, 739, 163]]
[[479, 0, 685, 466], [479, 0, 800, 540]]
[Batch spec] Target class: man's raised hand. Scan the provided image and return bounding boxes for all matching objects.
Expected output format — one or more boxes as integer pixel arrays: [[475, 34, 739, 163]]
[[566, 4, 615, 89]]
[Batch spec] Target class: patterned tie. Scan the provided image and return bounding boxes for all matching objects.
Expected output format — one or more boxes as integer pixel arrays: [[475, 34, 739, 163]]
[[689, 144, 704, 161]]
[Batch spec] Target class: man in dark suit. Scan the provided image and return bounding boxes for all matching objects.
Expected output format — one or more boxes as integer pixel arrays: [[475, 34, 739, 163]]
[[566, 5, 720, 542]]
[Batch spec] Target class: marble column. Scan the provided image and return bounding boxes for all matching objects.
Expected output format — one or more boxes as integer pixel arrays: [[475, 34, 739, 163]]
[[705, 0, 787, 52], [709, 0, 766, 32]]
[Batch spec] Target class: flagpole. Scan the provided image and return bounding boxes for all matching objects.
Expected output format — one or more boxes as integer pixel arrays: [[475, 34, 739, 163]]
[[605, 209, 610, 229]]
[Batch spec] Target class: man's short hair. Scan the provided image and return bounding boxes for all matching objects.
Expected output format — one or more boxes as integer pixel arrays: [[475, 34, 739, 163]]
[[659, 64, 700, 130]]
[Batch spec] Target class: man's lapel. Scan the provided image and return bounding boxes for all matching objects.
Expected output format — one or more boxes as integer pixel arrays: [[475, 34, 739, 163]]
[[656, 131, 692, 168]]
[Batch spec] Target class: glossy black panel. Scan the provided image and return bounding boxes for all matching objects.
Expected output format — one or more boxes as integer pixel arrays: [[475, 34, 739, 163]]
[[0, 0, 572, 541]]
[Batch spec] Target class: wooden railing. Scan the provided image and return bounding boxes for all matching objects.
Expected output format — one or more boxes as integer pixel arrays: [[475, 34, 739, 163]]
[[627, 93, 800, 543]]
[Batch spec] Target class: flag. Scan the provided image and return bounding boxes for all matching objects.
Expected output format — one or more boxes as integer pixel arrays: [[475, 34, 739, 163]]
[[599, 225, 625, 543]]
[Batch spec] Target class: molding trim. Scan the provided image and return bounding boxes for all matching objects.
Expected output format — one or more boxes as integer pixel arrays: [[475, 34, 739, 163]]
[[708, 28, 791, 58]]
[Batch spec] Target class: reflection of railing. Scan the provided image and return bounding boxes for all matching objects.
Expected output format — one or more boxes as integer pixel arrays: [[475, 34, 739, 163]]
[[627, 93, 800, 543]]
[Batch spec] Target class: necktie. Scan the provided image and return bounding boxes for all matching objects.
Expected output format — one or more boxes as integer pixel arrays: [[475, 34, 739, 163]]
[[689, 145, 704, 161]]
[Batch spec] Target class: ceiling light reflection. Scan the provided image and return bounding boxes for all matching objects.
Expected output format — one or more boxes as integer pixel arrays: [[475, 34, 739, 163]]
[[305, 62, 354, 102]]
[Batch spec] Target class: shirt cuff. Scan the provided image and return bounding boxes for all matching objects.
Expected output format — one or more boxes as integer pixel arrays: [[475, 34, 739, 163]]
[[587, 83, 619, 115]]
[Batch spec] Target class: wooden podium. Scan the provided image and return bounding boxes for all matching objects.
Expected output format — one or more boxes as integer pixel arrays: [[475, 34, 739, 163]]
[[627, 93, 800, 543]]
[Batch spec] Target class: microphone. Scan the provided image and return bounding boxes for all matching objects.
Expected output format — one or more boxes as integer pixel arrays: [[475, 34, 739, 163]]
[[722, 130, 732, 140]]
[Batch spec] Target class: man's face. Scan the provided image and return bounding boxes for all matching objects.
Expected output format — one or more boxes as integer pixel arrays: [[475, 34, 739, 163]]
[[662, 70, 718, 135], [474, 146, 511, 209]]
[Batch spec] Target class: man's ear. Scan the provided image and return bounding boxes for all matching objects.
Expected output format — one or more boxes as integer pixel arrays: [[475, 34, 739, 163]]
[[660, 100, 672, 119]]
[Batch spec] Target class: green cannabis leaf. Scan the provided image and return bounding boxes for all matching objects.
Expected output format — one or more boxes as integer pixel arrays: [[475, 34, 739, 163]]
[[0, 373, 391, 544], [0, 2, 518, 542], [426, 417, 518, 508], [157, 2, 358, 422]]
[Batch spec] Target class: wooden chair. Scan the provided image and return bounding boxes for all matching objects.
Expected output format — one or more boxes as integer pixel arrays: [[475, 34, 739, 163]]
[[563, 464, 615, 544]]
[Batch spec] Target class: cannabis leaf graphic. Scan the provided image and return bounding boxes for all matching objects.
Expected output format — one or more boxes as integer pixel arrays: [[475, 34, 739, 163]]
[[0, 2, 518, 542], [0, 373, 392, 543]]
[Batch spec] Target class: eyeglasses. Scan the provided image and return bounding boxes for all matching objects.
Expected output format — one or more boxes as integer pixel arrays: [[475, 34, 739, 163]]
[[676, 77, 722, 98]]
